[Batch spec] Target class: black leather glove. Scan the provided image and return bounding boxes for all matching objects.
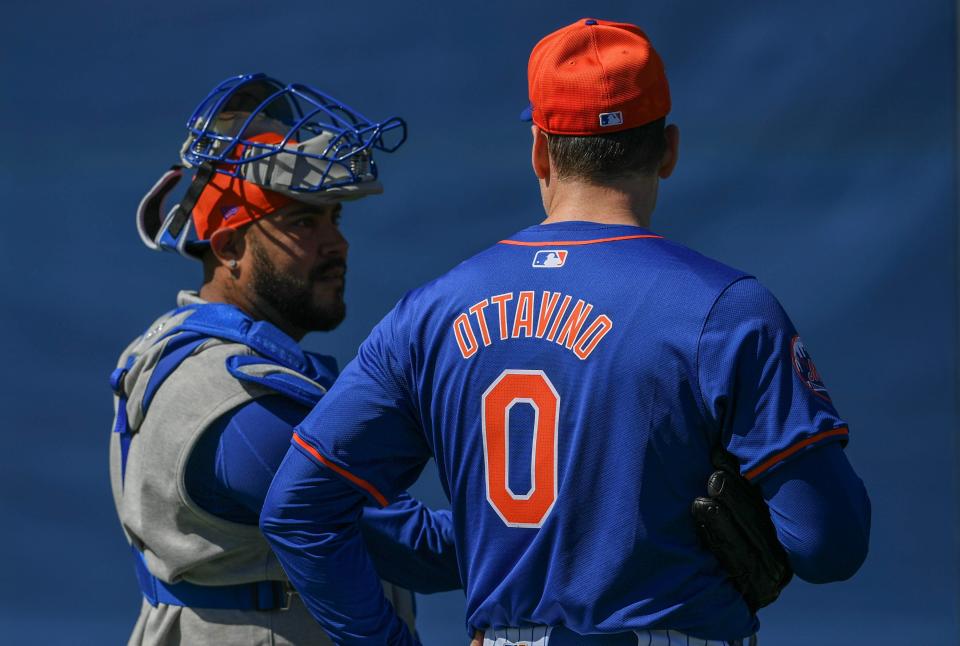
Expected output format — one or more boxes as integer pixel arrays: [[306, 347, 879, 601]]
[[691, 447, 793, 613]]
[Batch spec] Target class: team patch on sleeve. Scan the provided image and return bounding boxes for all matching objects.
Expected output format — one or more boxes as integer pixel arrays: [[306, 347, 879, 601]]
[[791, 335, 831, 401]]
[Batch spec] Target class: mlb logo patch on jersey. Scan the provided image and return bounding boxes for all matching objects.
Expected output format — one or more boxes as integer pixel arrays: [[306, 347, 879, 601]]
[[791, 336, 831, 401], [532, 250, 568, 268], [599, 111, 624, 127]]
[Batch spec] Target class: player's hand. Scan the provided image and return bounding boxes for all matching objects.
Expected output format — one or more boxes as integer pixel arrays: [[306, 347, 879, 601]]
[[691, 447, 793, 613], [470, 629, 483, 646]]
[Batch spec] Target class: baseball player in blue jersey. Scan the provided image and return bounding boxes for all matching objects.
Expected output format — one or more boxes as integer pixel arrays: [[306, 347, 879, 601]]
[[260, 19, 871, 645], [111, 74, 459, 645]]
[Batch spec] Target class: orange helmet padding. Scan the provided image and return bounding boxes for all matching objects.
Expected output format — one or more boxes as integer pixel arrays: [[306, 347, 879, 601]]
[[191, 132, 297, 240]]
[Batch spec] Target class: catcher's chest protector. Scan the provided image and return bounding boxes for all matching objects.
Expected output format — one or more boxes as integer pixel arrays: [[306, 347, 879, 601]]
[[109, 291, 416, 646]]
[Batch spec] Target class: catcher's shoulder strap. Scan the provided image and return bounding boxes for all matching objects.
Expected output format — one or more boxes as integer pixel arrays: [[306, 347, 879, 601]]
[[109, 303, 203, 483], [225, 355, 329, 408], [109, 303, 337, 484]]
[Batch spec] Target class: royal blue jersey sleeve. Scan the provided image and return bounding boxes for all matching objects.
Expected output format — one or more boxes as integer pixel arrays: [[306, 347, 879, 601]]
[[262, 448, 418, 646], [293, 302, 433, 505], [360, 493, 460, 594], [698, 277, 849, 480], [263, 303, 435, 643], [185, 395, 313, 524], [185, 389, 457, 593], [759, 443, 870, 583], [697, 278, 869, 583]]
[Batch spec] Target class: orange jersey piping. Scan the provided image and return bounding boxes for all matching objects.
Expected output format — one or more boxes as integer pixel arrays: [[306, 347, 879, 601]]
[[744, 427, 850, 481], [292, 433, 389, 507], [499, 234, 663, 247]]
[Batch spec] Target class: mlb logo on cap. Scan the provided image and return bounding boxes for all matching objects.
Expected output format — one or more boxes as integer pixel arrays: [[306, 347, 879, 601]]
[[533, 250, 568, 268], [599, 111, 624, 127]]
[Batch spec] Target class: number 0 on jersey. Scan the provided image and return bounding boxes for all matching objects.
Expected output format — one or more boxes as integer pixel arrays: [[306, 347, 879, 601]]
[[482, 370, 559, 527]]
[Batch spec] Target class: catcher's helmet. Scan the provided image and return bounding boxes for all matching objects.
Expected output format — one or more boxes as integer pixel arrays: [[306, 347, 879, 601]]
[[137, 73, 407, 258]]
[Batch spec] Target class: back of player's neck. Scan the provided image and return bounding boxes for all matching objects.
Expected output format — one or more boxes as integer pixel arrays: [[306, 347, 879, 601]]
[[542, 211, 651, 228], [541, 179, 654, 229]]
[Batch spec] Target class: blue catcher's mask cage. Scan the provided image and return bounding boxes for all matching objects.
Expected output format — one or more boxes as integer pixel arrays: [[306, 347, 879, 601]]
[[182, 73, 407, 194], [137, 73, 408, 259]]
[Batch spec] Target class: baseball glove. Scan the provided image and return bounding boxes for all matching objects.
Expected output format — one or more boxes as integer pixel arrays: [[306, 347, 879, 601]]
[[691, 447, 792, 613]]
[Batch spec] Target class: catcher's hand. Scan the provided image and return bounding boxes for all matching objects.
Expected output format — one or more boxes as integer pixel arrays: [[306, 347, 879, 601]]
[[691, 447, 793, 613]]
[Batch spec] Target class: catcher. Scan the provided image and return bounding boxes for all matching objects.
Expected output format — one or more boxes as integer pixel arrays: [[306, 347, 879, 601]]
[[108, 74, 459, 646]]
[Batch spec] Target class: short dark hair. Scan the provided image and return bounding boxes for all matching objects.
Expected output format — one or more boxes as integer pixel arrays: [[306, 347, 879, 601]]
[[547, 118, 667, 184]]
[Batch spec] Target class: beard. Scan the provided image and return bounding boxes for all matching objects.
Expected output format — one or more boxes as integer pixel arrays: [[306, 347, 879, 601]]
[[249, 242, 346, 333]]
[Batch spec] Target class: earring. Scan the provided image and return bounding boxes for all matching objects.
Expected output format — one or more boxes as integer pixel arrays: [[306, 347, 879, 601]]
[[228, 260, 238, 269]]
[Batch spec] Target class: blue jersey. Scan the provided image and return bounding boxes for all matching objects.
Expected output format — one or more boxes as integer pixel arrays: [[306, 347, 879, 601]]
[[263, 221, 852, 642], [183, 393, 460, 594]]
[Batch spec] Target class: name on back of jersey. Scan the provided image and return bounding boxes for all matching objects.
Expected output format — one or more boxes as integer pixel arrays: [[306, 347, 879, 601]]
[[452, 290, 613, 361]]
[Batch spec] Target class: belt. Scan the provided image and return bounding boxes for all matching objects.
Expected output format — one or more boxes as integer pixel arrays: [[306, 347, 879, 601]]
[[482, 626, 759, 646], [133, 547, 293, 611]]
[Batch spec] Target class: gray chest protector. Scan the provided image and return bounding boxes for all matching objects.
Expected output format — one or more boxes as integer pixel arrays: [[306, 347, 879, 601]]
[[109, 292, 416, 646]]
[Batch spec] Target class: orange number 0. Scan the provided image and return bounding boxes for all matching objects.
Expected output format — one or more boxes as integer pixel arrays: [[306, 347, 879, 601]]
[[481, 370, 559, 527]]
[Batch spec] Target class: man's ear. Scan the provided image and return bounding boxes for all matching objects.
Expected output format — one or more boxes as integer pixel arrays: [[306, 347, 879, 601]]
[[531, 125, 552, 181], [208, 227, 244, 267], [658, 124, 680, 179]]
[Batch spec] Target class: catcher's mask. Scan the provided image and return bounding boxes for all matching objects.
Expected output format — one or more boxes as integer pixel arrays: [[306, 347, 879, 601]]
[[137, 73, 407, 258]]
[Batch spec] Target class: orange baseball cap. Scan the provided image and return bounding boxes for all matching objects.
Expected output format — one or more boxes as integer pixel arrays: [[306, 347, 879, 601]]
[[521, 18, 671, 136], [191, 132, 297, 240]]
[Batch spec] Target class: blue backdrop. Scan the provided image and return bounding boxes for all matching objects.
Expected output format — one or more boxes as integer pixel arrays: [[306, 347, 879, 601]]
[[1, 1, 955, 644]]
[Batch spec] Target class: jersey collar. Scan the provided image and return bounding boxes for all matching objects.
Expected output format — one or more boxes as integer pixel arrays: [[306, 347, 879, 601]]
[[500, 221, 663, 246]]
